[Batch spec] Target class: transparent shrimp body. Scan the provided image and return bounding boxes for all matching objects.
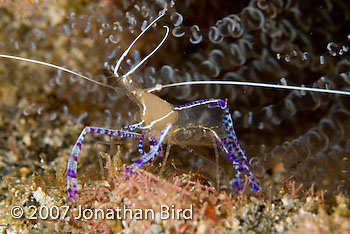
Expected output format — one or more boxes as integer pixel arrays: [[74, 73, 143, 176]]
[[172, 98, 260, 191], [121, 83, 260, 192]]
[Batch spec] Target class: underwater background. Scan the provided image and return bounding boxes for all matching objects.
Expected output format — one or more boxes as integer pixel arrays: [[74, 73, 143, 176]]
[[0, 0, 349, 233]]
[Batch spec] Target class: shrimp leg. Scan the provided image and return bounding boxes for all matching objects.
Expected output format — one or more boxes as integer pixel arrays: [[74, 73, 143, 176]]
[[67, 126, 140, 200], [174, 98, 260, 192], [221, 107, 261, 192], [122, 123, 172, 177]]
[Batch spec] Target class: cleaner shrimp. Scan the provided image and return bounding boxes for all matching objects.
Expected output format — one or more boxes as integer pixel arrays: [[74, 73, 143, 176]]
[[1, 13, 350, 201], [64, 13, 263, 200]]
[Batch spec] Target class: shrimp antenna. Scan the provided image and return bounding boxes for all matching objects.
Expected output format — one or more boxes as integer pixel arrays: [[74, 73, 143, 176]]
[[114, 13, 169, 78], [147, 80, 350, 96], [0, 54, 115, 90]]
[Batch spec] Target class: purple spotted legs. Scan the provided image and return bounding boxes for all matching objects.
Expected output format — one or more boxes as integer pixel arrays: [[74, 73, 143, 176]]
[[123, 123, 171, 177], [66, 124, 171, 200], [220, 106, 260, 192], [174, 98, 260, 192], [66, 126, 140, 200]]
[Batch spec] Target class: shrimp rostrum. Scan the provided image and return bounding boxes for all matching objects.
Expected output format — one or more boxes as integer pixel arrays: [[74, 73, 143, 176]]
[[65, 13, 260, 200]]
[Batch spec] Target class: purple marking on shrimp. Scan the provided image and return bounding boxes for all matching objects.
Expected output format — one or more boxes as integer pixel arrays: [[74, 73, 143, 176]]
[[67, 187, 73, 200], [122, 123, 172, 177], [138, 132, 146, 155], [220, 107, 260, 192], [122, 123, 143, 131], [208, 99, 227, 109], [148, 133, 162, 155], [73, 184, 78, 197], [71, 153, 78, 161], [67, 168, 76, 178], [66, 126, 139, 200]]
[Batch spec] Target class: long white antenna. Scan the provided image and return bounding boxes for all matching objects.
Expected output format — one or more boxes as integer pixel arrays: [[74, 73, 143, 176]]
[[147, 80, 350, 96], [114, 13, 168, 78], [123, 26, 169, 78], [0, 54, 115, 90]]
